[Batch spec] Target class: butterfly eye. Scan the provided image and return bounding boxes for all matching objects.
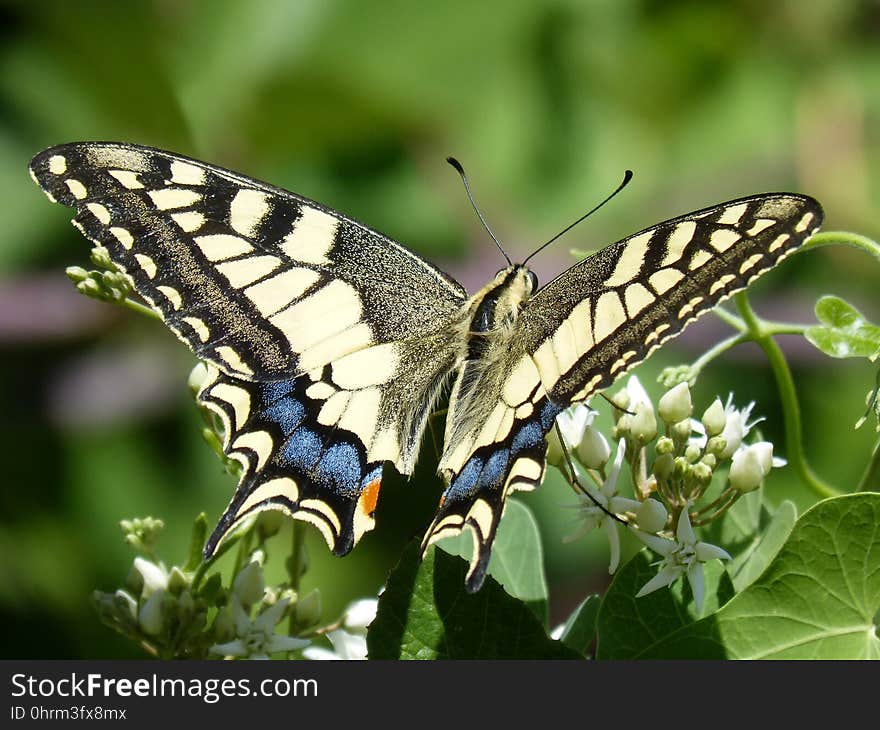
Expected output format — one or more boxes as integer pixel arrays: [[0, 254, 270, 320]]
[[527, 270, 539, 292]]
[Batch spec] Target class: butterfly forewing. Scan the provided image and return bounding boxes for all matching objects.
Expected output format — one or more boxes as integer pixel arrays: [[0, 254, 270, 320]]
[[521, 194, 823, 404], [30, 142, 466, 558]]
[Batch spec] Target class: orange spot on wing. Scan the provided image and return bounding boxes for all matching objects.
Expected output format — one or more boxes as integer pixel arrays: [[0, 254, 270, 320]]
[[360, 478, 382, 515]]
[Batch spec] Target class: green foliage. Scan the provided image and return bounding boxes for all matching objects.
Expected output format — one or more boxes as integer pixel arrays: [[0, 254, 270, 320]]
[[367, 542, 578, 660], [435, 499, 549, 623], [4, 0, 880, 660], [806, 296, 880, 360], [627, 494, 880, 659]]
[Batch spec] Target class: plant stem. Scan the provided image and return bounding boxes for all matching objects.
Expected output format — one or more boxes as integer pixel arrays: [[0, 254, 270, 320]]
[[803, 231, 880, 261], [856, 440, 880, 491], [121, 297, 162, 320], [734, 293, 840, 498]]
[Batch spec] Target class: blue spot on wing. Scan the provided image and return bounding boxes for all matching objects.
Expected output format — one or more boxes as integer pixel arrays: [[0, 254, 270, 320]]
[[283, 427, 322, 471], [319, 442, 362, 497], [263, 395, 306, 436], [447, 456, 483, 499], [512, 421, 543, 451], [480, 448, 509, 488], [540, 400, 563, 429], [261, 380, 296, 404]]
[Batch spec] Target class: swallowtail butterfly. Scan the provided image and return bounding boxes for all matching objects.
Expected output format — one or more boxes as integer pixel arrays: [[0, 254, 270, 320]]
[[29, 143, 822, 591]]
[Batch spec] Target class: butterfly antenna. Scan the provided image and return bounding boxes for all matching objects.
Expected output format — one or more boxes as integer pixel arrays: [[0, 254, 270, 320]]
[[523, 169, 633, 265], [447, 157, 511, 266]]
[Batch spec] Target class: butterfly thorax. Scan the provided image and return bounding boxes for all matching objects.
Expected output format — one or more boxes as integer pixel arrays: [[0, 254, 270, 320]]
[[439, 265, 538, 476]]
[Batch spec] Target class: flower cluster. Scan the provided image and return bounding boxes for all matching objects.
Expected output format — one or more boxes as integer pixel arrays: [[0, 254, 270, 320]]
[[549, 376, 783, 611], [93, 513, 382, 660]]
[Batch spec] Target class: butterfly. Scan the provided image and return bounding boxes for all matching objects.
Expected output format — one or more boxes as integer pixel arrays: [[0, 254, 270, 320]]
[[29, 142, 823, 591]]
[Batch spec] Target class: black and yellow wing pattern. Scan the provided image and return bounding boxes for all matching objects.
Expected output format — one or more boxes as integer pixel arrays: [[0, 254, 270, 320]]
[[29, 142, 822, 591]]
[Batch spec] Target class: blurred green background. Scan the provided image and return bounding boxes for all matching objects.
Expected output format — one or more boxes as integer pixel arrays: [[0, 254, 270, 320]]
[[1, 0, 878, 658]]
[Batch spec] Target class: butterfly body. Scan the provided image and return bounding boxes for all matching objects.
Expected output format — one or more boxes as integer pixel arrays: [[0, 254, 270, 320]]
[[29, 142, 823, 591]]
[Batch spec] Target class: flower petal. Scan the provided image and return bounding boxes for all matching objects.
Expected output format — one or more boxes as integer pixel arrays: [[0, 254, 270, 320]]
[[632, 529, 676, 556], [344, 598, 379, 630], [687, 562, 705, 612], [676, 508, 696, 545], [636, 563, 684, 597], [253, 597, 291, 633], [695, 541, 732, 562], [602, 518, 621, 573]]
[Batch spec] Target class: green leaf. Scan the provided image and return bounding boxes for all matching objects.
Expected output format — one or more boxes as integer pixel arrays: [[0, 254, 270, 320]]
[[702, 487, 798, 592], [630, 494, 880, 659], [366, 542, 580, 660], [435, 499, 548, 624], [727, 500, 797, 591], [184, 513, 208, 572], [595, 552, 735, 659], [559, 594, 601, 656], [805, 295, 880, 359]]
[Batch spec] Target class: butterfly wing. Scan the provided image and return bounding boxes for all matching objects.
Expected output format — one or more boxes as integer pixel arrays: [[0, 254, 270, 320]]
[[520, 193, 823, 403], [30, 142, 467, 556], [423, 193, 823, 591]]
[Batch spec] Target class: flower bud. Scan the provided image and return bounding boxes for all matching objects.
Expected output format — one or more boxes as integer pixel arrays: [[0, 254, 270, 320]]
[[233, 560, 266, 606], [706, 436, 727, 457], [701, 453, 717, 470], [133, 557, 168, 597], [672, 419, 693, 442], [718, 410, 744, 459], [750, 441, 775, 475], [652, 452, 674, 480], [658, 382, 692, 424], [701, 398, 727, 437], [635, 499, 668, 533], [630, 402, 657, 443], [692, 462, 713, 485], [114, 590, 138, 621], [729, 446, 764, 492], [138, 590, 165, 636], [655, 436, 675, 455], [576, 427, 611, 468], [684, 444, 701, 463], [188, 362, 209, 393], [295, 589, 323, 630], [167, 566, 190, 596], [611, 387, 631, 412], [545, 428, 565, 468]]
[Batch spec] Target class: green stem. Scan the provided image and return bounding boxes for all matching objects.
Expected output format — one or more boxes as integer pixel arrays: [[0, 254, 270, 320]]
[[802, 231, 880, 261], [734, 293, 840, 498], [121, 297, 162, 320], [856, 441, 880, 491], [689, 332, 748, 378]]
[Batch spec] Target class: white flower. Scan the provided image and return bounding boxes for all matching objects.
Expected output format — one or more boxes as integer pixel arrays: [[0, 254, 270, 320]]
[[547, 403, 595, 466], [701, 397, 726, 437], [232, 558, 266, 606], [658, 382, 693, 424], [342, 598, 378, 630], [635, 498, 668, 533], [302, 598, 378, 661], [729, 441, 779, 492], [563, 439, 640, 573], [133, 557, 168, 597], [616, 376, 657, 443], [210, 596, 310, 659], [302, 629, 368, 661], [633, 509, 731, 612]]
